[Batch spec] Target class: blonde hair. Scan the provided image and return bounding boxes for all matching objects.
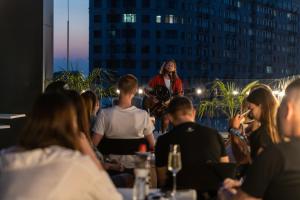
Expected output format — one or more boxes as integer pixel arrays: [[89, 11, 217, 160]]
[[159, 59, 178, 78], [118, 74, 138, 94]]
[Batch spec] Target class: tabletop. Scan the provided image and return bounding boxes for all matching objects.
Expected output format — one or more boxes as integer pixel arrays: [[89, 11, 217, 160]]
[[0, 114, 26, 119], [0, 124, 10, 129], [117, 188, 196, 200]]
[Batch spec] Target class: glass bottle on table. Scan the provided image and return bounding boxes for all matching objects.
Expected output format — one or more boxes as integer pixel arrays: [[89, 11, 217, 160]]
[[168, 144, 182, 199], [133, 145, 151, 200]]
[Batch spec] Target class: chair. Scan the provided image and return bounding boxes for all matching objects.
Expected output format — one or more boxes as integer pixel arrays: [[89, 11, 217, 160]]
[[98, 137, 150, 155]]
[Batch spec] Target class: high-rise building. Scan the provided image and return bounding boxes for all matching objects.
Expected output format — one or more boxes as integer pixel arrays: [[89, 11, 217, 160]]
[[89, 0, 300, 87]]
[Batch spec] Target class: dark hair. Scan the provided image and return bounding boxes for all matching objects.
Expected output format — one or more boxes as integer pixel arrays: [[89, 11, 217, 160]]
[[118, 74, 138, 94], [19, 92, 80, 150], [247, 87, 280, 143], [45, 81, 69, 93], [167, 96, 193, 116], [64, 90, 91, 142], [81, 90, 98, 119]]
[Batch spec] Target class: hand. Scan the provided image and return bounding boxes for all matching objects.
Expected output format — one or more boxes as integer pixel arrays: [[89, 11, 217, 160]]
[[150, 116, 155, 124], [151, 96, 159, 104], [229, 115, 245, 129], [223, 178, 242, 194]]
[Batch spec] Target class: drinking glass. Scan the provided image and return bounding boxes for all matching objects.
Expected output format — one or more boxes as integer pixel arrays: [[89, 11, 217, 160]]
[[168, 144, 182, 199]]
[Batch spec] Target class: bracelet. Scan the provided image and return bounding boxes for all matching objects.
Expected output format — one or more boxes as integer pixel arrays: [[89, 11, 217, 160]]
[[229, 128, 247, 141]]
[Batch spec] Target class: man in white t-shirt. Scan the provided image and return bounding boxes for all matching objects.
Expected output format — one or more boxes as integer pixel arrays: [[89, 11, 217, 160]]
[[92, 74, 155, 169]]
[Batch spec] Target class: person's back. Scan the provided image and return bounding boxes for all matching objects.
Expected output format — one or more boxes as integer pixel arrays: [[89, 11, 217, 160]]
[[241, 139, 300, 200], [155, 96, 229, 190], [0, 146, 121, 200], [156, 122, 226, 169], [0, 92, 122, 200], [92, 74, 155, 169], [98, 105, 152, 139]]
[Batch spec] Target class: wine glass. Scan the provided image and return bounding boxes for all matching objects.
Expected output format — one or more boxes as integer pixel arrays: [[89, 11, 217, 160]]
[[168, 144, 182, 199]]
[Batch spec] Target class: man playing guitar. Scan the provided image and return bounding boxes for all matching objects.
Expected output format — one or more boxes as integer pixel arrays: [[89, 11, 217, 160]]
[[145, 59, 183, 133]]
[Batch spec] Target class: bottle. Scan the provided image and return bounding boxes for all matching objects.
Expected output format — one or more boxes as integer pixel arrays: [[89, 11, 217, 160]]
[[133, 145, 151, 200]]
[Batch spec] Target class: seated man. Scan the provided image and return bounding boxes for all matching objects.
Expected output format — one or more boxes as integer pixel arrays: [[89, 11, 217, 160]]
[[220, 79, 300, 200], [92, 74, 155, 170], [155, 96, 229, 188]]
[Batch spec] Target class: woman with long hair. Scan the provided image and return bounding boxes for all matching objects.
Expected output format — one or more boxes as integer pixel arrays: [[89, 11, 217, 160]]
[[0, 92, 122, 200], [149, 59, 183, 96], [64, 90, 102, 168], [230, 87, 281, 160], [146, 59, 183, 133], [81, 90, 100, 132]]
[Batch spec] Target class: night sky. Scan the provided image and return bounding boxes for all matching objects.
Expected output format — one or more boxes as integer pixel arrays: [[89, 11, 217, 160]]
[[54, 0, 89, 74]]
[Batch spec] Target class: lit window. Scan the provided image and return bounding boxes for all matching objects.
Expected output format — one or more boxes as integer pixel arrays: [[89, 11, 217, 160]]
[[165, 15, 175, 24], [266, 66, 272, 74], [156, 15, 161, 23], [123, 14, 136, 23]]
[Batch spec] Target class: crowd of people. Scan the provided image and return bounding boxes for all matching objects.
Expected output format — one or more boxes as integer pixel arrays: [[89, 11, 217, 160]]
[[1, 60, 300, 200]]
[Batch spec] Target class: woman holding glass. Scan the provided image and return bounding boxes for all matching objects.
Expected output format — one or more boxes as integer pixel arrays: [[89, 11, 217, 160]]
[[229, 86, 281, 161]]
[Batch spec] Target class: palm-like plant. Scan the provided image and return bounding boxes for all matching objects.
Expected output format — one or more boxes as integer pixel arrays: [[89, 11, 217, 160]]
[[198, 80, 259, 119], [54, 68, 118, 98]]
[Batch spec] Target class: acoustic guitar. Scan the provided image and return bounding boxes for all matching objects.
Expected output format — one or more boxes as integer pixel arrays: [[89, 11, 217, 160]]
[[142, 85, 173, 118]]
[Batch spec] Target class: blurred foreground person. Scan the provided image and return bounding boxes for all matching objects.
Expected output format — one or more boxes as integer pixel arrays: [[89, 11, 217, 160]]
[[219, 79, 300, 200], [0, 93, 122, 200]]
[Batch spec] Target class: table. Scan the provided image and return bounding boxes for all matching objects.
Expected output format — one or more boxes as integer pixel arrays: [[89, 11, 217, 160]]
[[117, 188, 197, 200], [0, 124, 10, 129], [0, 114, 26, 119]]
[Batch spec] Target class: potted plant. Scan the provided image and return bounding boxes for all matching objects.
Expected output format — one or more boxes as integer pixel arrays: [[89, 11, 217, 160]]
[[198, 80, 259, 119], [53, 67, 118, 99]]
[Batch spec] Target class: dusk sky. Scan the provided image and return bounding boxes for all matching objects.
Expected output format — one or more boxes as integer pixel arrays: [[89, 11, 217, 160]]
[[54, 0, 89, 74]]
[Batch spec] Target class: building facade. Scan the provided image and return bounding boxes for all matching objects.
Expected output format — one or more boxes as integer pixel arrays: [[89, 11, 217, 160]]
[[89, 0, 300, 87]]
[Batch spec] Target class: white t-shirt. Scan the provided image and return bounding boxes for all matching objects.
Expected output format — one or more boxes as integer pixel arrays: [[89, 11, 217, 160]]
[[93, 105, 154, 138], [164, 78, 171, 91], [93, 105, 155, 168], [0, 146, 122, 200]]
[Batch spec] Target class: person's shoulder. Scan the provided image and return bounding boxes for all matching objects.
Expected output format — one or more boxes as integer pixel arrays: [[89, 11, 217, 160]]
[[156, 131, 172, 144], [258, 142, 282, 159], [97, 107, 111, 115], [274, 139, 300, 155], [195, 123, 219, 135], [0, 146, 86, 170], [175, 76, 183, 82], [132, 106, 148, 115]]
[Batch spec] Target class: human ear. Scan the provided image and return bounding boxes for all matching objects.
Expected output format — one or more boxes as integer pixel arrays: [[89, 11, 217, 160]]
[[286, 102, 294, 121], [192, 108, 196, 119]]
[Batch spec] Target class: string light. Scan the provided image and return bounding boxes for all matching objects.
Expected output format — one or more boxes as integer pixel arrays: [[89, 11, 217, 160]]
[[196, 88, 202, 95], [116, 89, 120, 94], [138, 88, 143, 94]]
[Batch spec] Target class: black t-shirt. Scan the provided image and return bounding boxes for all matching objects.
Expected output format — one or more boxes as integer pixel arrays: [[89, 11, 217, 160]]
[[249, 125, 273, 160], [242, 139, 300, 200], [155, 121, 227, 171]]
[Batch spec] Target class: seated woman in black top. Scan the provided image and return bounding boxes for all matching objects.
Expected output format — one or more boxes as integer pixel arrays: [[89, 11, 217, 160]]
[[229, 87, 281, 161]]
